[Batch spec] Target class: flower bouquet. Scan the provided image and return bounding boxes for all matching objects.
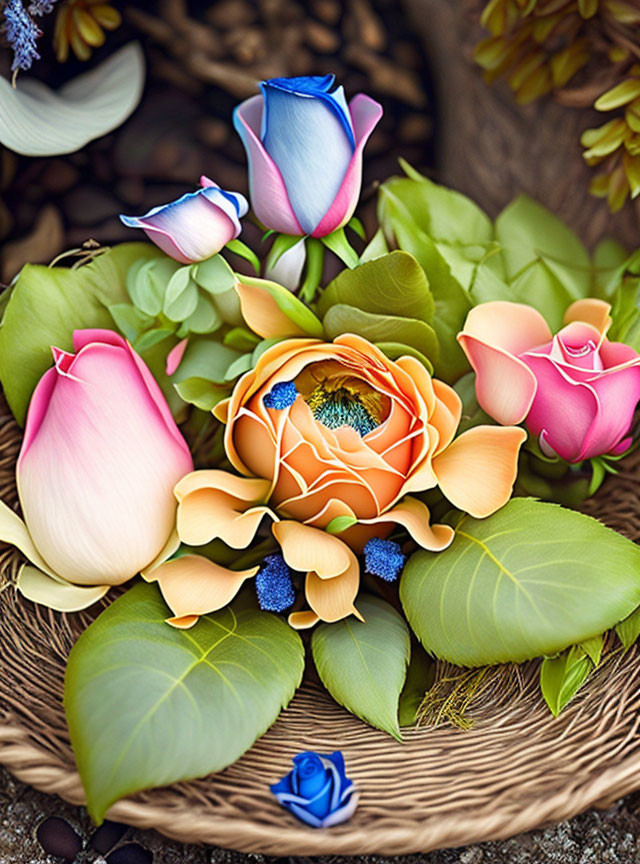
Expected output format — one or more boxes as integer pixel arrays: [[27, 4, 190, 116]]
[[2, 73, 640, 841]]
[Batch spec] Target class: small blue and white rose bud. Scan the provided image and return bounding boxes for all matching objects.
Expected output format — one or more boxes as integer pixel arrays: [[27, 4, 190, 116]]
[[120, 176, 248, 264], [270, 751, 359, 828]]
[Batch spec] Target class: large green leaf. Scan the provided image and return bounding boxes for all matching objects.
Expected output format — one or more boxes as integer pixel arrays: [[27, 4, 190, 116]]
[[322, 304, 439, 364], [65, 582, 304, 823], [312, 595, 410, 740], [495, 196, 591, 297], [317, 250, 434, 324], [400, 499, 640, 667], [0, 243, 161, 425]]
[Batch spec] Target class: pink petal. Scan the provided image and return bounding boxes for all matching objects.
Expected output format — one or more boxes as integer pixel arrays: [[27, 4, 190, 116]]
[[461, 301, 553, 355], [166, 338, 189, 377], [578, 364, 640, 460], [233, 95, 304, 235], [311, 94, 383, 238], [599, 339, 640, 368], [519, 354, 599, 462], [457, 333, 538, 425]]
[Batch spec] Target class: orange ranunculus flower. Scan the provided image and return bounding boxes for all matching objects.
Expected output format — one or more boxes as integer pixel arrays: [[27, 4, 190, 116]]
[[147, 334, 526, 628]]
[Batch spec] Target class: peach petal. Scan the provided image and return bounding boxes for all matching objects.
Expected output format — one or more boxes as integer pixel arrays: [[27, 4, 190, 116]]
[[277, 476, 379, 522], [167, 615, 200, 630], [360, 496, 454, 551], [564, 298, 612, 335], [235, 279, 308, 339], [154, 553, 258, 620], [364, 398, 413, 456], [273, 521, 352, 578], [288, 610, 321, 629], [178, 488, 275, 548], [394, 355, 436, 416], [432, 425, 527, 518], [461, 301, 552, 354], [305, 559, 363, 624], [303, 498, 357, 529], [431, 379, 462, 455], [457, 334, 538, 425], [231, 410, 279, 479], [175, 470, 271, 502]]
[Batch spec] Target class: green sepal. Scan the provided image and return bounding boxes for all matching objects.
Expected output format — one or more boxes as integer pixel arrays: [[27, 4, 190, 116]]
[[321, 227, 360, 269], [225, 239, 260, 275]]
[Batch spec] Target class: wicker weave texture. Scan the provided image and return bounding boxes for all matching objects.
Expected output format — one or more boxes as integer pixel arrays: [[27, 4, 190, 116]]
[[1, 400, 640, 855]]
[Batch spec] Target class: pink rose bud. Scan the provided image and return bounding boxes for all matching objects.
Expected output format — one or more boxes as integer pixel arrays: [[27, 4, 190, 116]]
[[119, 177, 248, 264], [458, 299, 640, 462], [16, 329, 193, 586], [233, 75, 382, 237]]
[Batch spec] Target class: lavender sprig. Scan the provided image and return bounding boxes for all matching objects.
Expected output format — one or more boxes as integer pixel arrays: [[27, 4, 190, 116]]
[[27, 0, 57, 15], [3, 0, 41, 72]]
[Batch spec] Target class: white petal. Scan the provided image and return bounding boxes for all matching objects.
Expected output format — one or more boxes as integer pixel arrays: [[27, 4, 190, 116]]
[[0, 43, 145, 157]]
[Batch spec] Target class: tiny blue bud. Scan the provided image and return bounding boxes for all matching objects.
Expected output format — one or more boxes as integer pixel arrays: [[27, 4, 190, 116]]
[[256, 554, 296, 612], [264, 380, 298, 410], [363, 538, 406, 582]]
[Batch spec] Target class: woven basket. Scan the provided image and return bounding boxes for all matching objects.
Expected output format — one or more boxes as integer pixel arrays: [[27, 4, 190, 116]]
[[1, 397, 640, 855]]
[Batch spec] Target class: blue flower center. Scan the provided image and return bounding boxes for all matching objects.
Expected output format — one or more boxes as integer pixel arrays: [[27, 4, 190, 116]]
[[304, 376, 385, 437], [364, 538, 406, 582]]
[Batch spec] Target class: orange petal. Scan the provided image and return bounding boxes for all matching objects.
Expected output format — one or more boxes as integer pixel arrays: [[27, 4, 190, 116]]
[[564, 298, 612, 335], [303, 498, 357, 529], [154, 554, 258, 620], [433, 425, 527, 518], [461, 301, 552, 354], [273, 521, 352, 578], [431, 379, 462, 455], [360, 496, 454, 551], [394, 354, 436, 416], [305, 558, 363, 623], [288, 610, 321, 629], [457, 334, 538, 425], [178, 488, 274, 548], [235, 278, 308, 339], [167, 615, 200, 630], [175, 470, 271, 502]]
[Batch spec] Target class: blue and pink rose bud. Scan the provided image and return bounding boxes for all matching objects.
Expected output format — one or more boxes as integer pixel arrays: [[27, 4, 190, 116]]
[[234, 74, 382, 237], [120, 176, 248, 264], [271, 751, 359, 828]]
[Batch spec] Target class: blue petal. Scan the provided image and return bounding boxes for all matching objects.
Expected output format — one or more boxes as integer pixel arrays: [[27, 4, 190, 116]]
[[260, 77, 355, 235]]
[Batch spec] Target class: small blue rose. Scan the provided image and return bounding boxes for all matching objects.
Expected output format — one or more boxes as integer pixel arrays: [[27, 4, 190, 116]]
[[270, 751, 359, 828]]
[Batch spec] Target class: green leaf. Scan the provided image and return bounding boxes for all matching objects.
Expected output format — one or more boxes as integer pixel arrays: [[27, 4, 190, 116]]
[[192, 255, 235, 295], [318, 250, 434, 324], [540, 645, 593, 717], [495, 196, 591, 298], [400, 499, 640, 667], [127, 257, 180, 317], [133, 327, 175, 354], [182, 294, 222, 335], [580, 634, 604, 666], [108, 303, 153, 342], [171, 339, 243, 386], [223, 327, 261, 351], [615, 605, 640, 648], [163, 267, 200, 322], [323, 304, 439, 364], [398, 643, 434, 727], [375, 190, 471, 381], [360, 227, 389, 263], [65, 582, 304, 823], [0, 242, 161, 425], [389, 162, 493, 246], [312, 595, 410, 740], [225, 239, 260, 275], [347, 216, 366, 240], [174, 377, 229, 411], [321, 227, 360, 268], [326, 515, 358, 534]]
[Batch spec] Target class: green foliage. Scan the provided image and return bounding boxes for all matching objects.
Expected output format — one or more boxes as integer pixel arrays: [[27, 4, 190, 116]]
[[317, 251, 438, 371], [400, 498, 640, 667], [615, 605, 640, 648], [377, 163, 640, 374], [539, 635, 603, 717], [65, 582, 304, 824], [312, 595, 411, 740], [398, 642, 435, 727], [0, 243, 161, 425]]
